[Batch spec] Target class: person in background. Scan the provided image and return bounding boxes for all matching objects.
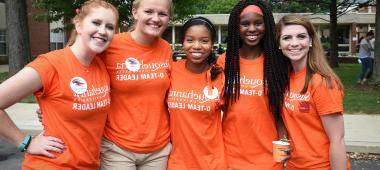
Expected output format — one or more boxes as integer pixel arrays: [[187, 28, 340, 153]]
[[357, 31, 375, 85], [276, 14, 348, 170], [0, 0, 118, 169], [220, 0, 289, 169], [167, 17, 226, 170]]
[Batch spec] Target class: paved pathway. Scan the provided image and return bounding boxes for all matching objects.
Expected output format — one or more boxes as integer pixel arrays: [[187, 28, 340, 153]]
[[4, 103, 380, 153]]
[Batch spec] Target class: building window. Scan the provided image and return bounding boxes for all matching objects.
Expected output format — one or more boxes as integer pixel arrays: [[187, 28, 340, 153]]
[[50, 31, 65, 51], [0, 30, 6, 56]]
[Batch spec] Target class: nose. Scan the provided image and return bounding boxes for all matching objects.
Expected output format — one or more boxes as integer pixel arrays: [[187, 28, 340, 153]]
[[248, 24, 256, 32], [289, 38, 299, 47], [98, 25, 106, 34], [193, 41, 201, 49], [152, 13, 160, 22]]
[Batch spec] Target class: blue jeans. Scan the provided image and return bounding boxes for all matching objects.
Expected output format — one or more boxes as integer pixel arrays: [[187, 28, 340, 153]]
[[358, 57, 373, 81]]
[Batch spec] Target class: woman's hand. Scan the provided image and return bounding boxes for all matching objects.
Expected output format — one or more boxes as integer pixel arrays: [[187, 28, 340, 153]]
[[26, 132, 65, 158]]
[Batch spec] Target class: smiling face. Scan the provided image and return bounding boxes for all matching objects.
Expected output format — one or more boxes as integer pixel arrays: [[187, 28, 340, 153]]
[[183, 25, 213, 69], [132, 0, 170, 40], [279, 24, 311, 68], [239, 12, 265, 48], [75, 7, 117, 54]]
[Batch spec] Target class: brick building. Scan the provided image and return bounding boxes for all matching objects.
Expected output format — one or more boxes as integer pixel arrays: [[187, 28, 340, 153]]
[[0, 0, 61, 64]]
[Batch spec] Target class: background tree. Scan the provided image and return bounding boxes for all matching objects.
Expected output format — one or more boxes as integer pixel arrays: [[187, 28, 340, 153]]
[[373, 0, 380, 84], [5, 0, 31, 75], [202, 0, 237, 14], [270, 0, 374, 68], [33, 0, 203, 32]]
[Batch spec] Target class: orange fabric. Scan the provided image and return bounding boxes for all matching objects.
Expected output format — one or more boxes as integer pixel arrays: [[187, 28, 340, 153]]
[[23, 47, 111, 170], [167, 60, 227, 170], [219, 54, 282, 170], [282, 67, 344, 170], [102, 32, 172, 153]]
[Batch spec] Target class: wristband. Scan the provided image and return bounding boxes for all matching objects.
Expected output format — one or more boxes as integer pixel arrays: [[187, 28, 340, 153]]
[[17, 135, 32, 152]]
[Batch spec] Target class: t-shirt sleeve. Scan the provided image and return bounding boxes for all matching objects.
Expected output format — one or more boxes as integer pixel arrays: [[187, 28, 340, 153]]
[[26, 56, 57, 97], [311, 76, 343, 116], [360, 39, 368, 46]]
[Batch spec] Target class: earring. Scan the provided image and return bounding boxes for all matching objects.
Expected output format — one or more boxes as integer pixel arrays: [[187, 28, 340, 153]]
[[278, 47, 281, 50], [309, 43, 312, 47]]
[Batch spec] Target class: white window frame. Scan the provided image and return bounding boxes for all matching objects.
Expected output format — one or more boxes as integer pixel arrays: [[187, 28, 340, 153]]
[[0, 30, 6, 56]]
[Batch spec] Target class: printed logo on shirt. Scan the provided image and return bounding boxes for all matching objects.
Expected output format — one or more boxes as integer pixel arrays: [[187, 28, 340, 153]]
[[284, 91, 311, 111], [70, 77, 88, 94], [168, 88, 220, 112], [116, 58, 170, 81], [125, 57, 141, 72], [299, 101, 310, 113], [239, 75, 264, 96], [72, 85, 111, 111], [203, 86, 219, 100]]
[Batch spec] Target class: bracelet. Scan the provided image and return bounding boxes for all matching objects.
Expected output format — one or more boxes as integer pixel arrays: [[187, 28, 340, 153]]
[[17, 135, 32, 152]]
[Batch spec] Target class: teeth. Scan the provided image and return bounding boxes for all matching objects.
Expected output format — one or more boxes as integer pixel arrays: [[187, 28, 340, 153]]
[[247, 35, 257, 40], [191, 53, 202, 56], [93, 37, 106, 43]]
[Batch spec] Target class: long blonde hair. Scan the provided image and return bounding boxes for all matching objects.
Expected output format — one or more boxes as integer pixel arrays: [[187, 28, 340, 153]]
[[66, 0, 119, 46], [276, 14, 343, 93]]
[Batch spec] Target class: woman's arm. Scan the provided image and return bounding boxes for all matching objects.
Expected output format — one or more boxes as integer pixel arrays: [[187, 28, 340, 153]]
[[0, 67, 64, 158], [321, 113, 346, 170]]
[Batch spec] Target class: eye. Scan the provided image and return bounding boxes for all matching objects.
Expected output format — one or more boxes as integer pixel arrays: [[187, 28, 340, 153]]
[[240, 21, 249, 27], [281, 36, 291, 41], [106, 24, 114, 30], [185, 38, 193, 43], [201, 39, 210, 44], [297, 34, 308, 39], [159, 11, 169, 17], [255, 21, 263, 26], [144, 9, 153, 14], [92, 21, 101, 26]]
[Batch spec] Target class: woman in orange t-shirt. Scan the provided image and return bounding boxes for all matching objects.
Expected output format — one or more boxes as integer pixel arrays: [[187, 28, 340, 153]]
[[0, 0, 118, 169], [221, 0, 290, 169], [99, 0, 173, 169], [167, 17, 226, 170], [276, 14, 348, 170]]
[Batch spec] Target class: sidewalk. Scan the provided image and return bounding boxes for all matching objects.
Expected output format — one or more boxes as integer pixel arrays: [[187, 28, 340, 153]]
[[0, 64, 8, 72], [5, 103, 380, 154]]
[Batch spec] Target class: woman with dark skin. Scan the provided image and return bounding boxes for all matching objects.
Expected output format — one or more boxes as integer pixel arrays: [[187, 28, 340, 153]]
[[219, 0, 289, 169], [167, 17, 226, 170]]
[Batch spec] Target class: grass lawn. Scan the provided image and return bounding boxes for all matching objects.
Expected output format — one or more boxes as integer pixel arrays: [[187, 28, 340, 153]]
[[1, 64, 380, 113], [334, 63, 380, 114]]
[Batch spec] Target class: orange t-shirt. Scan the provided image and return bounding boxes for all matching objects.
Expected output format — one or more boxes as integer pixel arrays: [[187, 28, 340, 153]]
[[219, 54, 282, 170], [282, 67, 344, 170], [167, 60, 227, 170], [23, 47, 111, 170], [102, 32, 172, 153]]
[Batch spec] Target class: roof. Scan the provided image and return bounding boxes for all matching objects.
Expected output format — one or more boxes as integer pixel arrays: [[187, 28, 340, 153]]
[[171, 13, 376, 26]]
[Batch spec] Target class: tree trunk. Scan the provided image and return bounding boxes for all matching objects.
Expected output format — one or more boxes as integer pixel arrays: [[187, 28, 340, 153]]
[[373, 1, 380, 84], [329, 0, 339, 68], [5, 0, 31, 75]]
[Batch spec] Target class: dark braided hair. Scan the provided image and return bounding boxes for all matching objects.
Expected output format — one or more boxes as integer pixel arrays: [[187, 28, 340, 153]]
[[181, 17, 222, 81], [224, 0, 289, 124]]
